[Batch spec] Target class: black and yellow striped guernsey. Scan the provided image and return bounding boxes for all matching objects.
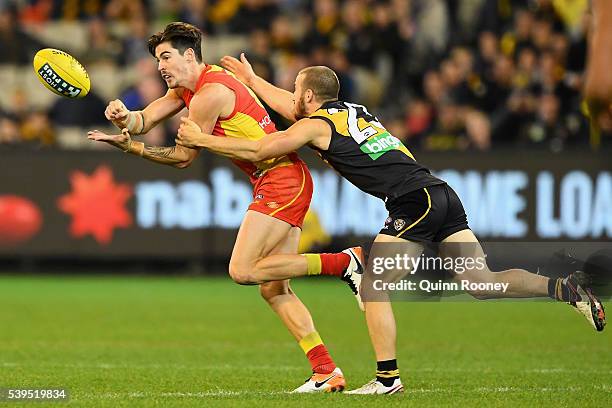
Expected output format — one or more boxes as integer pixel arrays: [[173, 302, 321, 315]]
[[309, 100, 445, 201]]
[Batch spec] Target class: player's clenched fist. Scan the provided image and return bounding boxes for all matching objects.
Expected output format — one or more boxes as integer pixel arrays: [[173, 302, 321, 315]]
[[220, 53, 256, 87], [176, 117, 204, 148], [105, 99, 130, 129]]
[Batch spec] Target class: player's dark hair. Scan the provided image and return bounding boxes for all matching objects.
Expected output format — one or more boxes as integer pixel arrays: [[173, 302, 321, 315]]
[[299, 66, 340, 103], [148, 22, 203, 62]]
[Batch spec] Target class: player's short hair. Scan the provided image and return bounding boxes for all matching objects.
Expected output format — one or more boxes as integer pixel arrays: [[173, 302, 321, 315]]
[[299, 66, 340, 103], [148, 22, 203, 62]]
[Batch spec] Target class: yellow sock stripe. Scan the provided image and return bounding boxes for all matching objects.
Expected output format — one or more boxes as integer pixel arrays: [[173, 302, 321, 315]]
[[299, 331, 323, 354], [377, 369, 400, 378], [377, 373, 399, 378], [377, 369, 400, 375], [303, 254, 322, 276], [396, 188, 432, 238]]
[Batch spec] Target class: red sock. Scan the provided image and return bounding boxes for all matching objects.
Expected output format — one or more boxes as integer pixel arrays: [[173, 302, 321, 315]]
[[320, 253, 350, 277], [306, 344, 336, 374]]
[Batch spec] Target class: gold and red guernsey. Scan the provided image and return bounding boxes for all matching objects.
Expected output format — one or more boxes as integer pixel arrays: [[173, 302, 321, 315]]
[[181, 65, 298, 183]]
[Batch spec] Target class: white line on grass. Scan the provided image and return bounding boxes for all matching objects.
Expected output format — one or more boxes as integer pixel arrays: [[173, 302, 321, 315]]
[[3, 361, 611, 375], [0, 361, 302, 371], [71, 385, 611, 400], [75, 390, 288, 400]]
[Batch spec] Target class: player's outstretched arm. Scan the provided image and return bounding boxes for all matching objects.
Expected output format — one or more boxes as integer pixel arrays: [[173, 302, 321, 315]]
[[585, 0, 612, 103], [176, 117, 330, 162], [584, 0, 612, 130], [221, 53, 297, 122], [94, 91, 199, 168], [87, 128, 199, 168], [105, 89, 185, 134], [91, 85, 231, 168]]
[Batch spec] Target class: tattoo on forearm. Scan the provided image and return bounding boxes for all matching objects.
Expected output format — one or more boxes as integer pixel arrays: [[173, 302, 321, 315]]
[[144, 146, 179, 161]]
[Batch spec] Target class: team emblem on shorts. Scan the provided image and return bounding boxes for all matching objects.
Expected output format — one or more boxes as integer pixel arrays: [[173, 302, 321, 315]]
[[266, 201, 279, 209], [394, 219, 406, 231], [382, 217, 392, 229]]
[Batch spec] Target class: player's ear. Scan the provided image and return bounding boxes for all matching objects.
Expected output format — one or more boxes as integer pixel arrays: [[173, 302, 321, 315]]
[[185, 48, 194, 62], [305, 89, 314, 103]]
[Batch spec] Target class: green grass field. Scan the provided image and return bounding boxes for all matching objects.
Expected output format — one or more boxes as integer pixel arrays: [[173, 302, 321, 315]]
[[0, 275, 609, 407]]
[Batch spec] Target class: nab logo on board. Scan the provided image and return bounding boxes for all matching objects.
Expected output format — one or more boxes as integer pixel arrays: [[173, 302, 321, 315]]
[[56, 165, 612, 243], [135, 168, 251, 229]]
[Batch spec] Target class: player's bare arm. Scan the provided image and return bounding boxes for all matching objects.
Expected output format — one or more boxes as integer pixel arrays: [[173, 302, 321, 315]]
[[96, 88, 201, 167], [584, 0, 612, 129], [87, 128, 197, 167], [89, 83, 232, 167], [584, 0, 612, 102], [176, 116, 330, 162], [179, 81, 234, 143], [105, 89, 185, 134], [221, 53, 297, 122]]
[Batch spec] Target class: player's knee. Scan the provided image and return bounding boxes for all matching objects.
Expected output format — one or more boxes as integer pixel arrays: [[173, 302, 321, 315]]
[[228, 263, 256, 285], [259, 281, 290, 302]]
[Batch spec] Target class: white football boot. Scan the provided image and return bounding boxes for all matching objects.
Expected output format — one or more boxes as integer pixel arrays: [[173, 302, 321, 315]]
[[341, 247, 365, 311], [345, 378, 404, 395]]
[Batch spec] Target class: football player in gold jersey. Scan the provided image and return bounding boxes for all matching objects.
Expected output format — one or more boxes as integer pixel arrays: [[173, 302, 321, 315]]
[[88, 22, 351, 393]]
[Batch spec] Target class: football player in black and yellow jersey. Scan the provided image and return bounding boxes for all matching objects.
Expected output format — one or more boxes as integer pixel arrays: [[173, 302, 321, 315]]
[[176, 54, 606, 394]]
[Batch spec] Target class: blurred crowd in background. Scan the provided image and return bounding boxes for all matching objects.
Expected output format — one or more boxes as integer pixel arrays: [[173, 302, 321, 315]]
[[0, 0, 609, 152]]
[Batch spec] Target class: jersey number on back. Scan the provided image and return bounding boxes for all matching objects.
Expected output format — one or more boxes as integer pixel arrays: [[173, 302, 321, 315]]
[[327, 103, 385, 143], [328, 103, 408, 160]]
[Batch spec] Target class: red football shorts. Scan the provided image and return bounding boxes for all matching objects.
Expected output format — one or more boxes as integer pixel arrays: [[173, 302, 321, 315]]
[[248, 159, 313, 228]]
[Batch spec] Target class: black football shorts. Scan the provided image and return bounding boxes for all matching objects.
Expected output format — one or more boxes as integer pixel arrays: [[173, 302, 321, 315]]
[[380, 183, 470, 242]]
